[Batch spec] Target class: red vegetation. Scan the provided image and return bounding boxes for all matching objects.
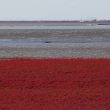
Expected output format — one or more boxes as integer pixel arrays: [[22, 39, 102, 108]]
[[0, 59, 110, 110]]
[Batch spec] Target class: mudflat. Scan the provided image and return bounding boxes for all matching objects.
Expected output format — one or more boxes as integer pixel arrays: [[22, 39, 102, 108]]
[[0, 22, 110, 58]]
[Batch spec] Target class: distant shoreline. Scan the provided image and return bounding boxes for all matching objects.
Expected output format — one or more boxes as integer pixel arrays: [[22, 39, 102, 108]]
[[0, 20, 110, 26], [0, 20, 110, 23]]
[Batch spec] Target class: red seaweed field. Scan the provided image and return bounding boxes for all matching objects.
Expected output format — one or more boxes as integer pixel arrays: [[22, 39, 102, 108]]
[[0, 59, 110, 110]]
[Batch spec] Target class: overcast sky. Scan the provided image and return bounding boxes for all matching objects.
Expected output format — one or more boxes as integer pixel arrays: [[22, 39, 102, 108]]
[[0, 0, 110, 20]]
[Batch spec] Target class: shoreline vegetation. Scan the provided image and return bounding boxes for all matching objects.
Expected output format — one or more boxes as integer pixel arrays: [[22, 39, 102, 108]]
[[0, 58, 110, 109]]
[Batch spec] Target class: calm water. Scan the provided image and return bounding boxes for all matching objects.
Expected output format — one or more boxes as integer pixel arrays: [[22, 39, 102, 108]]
[[0, 25, 110, 29], [0, 25, 110, 48], [0, 38, 110, 48]]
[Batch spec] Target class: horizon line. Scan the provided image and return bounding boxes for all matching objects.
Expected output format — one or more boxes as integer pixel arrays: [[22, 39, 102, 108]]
[[0, 19, 110, 22]]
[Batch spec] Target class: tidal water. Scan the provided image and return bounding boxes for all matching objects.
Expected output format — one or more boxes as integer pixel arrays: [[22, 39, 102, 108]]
[[0, 24, 110, 49], [0, 25, 110, 29], [0, 38, 110, 48]]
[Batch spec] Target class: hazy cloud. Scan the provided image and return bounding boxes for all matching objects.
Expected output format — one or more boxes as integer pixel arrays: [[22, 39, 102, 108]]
[[0, 0, 110, 20]]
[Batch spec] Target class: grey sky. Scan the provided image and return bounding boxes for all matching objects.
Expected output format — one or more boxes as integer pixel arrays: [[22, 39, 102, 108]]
[[0, 0, 110, 20]]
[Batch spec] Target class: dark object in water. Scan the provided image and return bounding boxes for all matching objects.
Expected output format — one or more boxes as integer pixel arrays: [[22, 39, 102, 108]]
[[98, 23, 110, 25], [44, 41, 52, 43]]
